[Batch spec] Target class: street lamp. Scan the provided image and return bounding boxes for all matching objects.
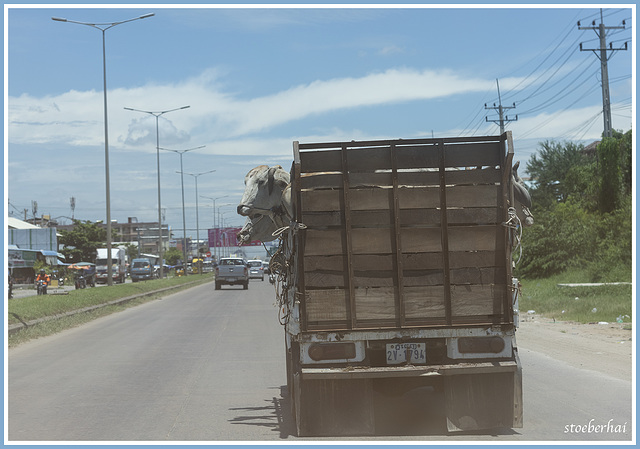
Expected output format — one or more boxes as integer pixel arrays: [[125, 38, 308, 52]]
[[218, 208, 231, 258], [124, 105, 190, 278], [180, 170, 215, 273], [201, 195, 228, 262], [53, 12, 154, 286], [160, 145, 205, 272]]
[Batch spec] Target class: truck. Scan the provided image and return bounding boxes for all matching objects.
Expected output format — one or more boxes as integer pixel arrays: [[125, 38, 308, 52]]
[[215, 257, 249, 290], [274, 133, 524, 436], [95, 247, 127, 284], [130, 258, 154, 282]]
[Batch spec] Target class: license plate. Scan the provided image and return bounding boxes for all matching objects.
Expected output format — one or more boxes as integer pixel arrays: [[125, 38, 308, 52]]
[[386, 343, 426, 364]]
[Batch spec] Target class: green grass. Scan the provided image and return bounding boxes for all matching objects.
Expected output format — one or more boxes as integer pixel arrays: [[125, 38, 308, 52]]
[[8, 275, 212, 326], [519, 269, 632, 324]]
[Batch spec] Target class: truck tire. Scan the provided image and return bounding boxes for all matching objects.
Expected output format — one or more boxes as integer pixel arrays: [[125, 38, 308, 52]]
[[215, 281, 221, 290], [243, 281, 248, 290]]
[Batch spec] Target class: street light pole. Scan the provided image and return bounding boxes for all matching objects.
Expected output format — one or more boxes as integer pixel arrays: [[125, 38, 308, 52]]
[[181, 170, 215, 273], [53, 13, 154, 286], [160, 146, 205, 272], [124, 105, 190, 279]]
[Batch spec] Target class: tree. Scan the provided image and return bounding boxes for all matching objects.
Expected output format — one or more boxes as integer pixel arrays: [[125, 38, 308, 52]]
[[526, 140, 589, 209], [163, 248, 183, 266], [58, 220, 106, 264], [597, 137, 622, 213], [517, 131, 632, 280]]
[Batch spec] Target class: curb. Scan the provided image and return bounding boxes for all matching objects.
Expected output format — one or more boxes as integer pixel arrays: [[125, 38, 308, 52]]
[[8, 279, 211, 336]]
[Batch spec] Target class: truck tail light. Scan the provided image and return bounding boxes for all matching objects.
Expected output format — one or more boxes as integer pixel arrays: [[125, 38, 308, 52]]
[[308, 342, 356, 361], [457, 337, 505, 354]]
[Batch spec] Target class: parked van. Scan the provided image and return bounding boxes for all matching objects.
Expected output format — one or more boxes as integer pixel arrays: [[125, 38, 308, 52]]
[[130, 258, 154, 282]]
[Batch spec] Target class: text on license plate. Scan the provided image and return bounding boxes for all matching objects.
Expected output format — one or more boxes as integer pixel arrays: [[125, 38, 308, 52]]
[[386, 343, 426, 364]]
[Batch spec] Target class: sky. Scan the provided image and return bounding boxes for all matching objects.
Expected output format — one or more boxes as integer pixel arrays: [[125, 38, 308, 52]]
[[5, 4, 635, 243]]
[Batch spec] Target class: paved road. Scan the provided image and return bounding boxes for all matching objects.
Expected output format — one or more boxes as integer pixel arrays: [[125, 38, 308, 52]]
[[8, 280, 633, 442]]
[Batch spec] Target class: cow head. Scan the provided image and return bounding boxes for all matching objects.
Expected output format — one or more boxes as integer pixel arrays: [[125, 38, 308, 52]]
[[237, 215, 280, 245], [237, 165, 291, 226]]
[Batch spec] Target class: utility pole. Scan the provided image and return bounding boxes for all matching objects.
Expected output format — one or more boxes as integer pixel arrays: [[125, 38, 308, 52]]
[[485, 79, 517, 134], [578, 9, 627, 138]]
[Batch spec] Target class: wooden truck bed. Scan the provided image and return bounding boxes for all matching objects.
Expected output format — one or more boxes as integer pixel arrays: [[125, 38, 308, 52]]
[[291, 134, 516, 331]]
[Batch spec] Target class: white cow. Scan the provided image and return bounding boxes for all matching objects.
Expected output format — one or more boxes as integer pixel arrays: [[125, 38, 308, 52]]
[[237, 165, 292, 229]]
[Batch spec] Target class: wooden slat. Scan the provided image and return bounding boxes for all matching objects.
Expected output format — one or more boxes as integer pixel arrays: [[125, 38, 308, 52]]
[[450, 284, 505, 317], [301, 185, 498, 213], [341, 144, 357, 329], [303, 251, 500, 274], [305, 283, 505, 325], [293, 141, 308, 331], [390, 143, 405, 327], [438, 140, 452, 325], [299, 168, 502, 190], [302, 208, 499, 228]]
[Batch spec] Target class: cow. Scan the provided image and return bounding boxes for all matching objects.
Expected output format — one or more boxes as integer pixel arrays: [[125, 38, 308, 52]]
[[237, 165, 292, 229]]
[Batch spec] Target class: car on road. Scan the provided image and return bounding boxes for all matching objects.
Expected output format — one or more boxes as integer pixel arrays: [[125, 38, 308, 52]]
[[215, 258, 249, 290], [247, 260, 264, 281]]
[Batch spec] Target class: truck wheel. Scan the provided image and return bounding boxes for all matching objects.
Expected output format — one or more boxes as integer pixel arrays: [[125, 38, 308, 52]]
[[215, 281, 221, 290], [243, 281, 249, 290]]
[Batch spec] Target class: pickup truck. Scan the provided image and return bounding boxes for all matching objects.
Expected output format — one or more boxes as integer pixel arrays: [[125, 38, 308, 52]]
[[215, 258, 249, 290]]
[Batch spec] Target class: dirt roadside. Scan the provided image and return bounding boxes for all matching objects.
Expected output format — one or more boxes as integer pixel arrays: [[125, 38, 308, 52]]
[[515, 314, 633, 382]]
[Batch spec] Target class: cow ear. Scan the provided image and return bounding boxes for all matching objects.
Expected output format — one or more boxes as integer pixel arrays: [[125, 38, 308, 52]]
[[267, 166, 277, 195]]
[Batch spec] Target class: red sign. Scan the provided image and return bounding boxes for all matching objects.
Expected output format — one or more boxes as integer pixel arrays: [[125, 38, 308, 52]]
[[206, 251, 211, 257]]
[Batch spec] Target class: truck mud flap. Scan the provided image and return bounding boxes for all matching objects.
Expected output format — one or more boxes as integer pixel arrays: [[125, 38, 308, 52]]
[[294, 375, 375, 437], [444, 364, 522, 432]]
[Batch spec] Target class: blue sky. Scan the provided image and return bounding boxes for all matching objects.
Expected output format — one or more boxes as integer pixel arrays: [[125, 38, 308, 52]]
[[6, 4, 634, 241]]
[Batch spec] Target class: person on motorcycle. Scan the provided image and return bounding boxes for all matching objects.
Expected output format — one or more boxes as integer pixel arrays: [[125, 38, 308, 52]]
[[36, 269, 50, 294]]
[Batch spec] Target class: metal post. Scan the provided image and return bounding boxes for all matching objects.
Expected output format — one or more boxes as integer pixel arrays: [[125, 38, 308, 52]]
[[124, 105, 190, 278], [159, 145, 205, 274], [52, 12, 154, 286], [183, 170, 215, 274]]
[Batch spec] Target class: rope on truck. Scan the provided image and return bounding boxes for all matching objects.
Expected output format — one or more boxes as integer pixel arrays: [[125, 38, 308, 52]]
[[269, 220, 306, 326], [503, 206, 523, 266]]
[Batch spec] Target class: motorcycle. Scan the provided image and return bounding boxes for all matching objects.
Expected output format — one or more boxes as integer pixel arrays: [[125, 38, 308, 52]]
[[36, 279, 47, 295], [75, 273, 87, 289]]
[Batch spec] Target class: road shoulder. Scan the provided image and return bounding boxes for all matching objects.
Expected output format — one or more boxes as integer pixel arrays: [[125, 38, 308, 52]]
[[516, 314, 633, 382]]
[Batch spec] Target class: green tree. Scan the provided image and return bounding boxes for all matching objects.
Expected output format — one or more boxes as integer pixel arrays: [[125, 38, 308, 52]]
[[163, 248, 183, 266], [518, 131, 632, 280], [58, 220, 106, 264], [526, 140, 589, 209]]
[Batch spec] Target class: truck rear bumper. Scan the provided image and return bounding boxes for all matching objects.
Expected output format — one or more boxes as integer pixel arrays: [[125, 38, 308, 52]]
[[301, 360, 518, 380]]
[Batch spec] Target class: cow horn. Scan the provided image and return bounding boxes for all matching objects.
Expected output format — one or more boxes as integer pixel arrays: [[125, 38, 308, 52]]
[[267, 166, 277, 195]]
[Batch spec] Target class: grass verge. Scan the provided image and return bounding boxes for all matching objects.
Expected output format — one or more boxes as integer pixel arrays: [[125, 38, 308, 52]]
[[519, 269, 632, 325], [8, 275, 212, 348]]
